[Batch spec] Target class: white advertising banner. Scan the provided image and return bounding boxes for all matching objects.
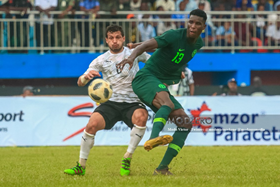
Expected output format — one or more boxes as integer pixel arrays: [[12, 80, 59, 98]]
[[0, 96, 280, 146]]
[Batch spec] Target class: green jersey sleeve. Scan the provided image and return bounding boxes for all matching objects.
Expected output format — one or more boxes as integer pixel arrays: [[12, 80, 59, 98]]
[[154, 29, 179, 48]]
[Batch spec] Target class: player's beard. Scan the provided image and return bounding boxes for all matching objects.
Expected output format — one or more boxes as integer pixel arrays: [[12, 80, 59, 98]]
[[109, 45, 124, 53]]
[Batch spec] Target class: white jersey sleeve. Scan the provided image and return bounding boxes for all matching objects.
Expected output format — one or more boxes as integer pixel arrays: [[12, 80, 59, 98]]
[[137, 52, 151, 63], [84, 56, 103, 75], [186, 68, 194, 85]]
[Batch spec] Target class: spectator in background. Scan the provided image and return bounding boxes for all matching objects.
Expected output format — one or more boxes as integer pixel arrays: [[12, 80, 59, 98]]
[[169, 67, 195, 96], [250, 76, 267, 96], [253, 0, 273, 11], [198, 0, 215, 30], [221, 78, 242, 96], [266, 19, 280, 46], [138, 14, 156, 41], [194, 0, 211, 11], [185, 0, 198, 11], [35, 0, 57, 54], [215, 21, 237, 47], [21, 86, 34, 97], [155, 0, 175, 11], [118, 0, 130, 10], [236, 0, 253, 11], [6, 0, 32, 53], [254, 3, 267, 40], [128, 16, 141, 43], [176, 0, 197, 11], [99, 0, 118, 13], [157, 14, 176, 36], [149, 0, 157, 10], [234, 7, 254, 47], [56, 0, 75, 52], [211, 1, 231, 27], [0, 3, 9, 47], [273, 0, 280, 10], [212, 0, 236, 11], [137, 1, 152, 20], [130, 0, 142, 10], [78, 0, 100, 52], [172, 1, 187, 28], [198, 1, 214, 46]]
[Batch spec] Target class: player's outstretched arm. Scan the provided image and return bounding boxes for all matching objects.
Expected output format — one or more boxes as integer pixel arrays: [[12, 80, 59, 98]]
[[77, 70, 101, 87], [117, 38, 158, 72]]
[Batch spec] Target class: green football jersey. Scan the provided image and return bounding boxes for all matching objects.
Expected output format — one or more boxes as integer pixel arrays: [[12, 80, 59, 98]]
[[138, 28, 203, 85]]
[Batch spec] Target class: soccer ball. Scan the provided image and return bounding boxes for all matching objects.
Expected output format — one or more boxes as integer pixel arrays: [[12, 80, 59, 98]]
[[88, 79, 113, 103]]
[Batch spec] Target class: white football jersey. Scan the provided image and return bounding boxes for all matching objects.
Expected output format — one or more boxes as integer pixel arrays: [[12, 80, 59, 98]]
[[84, 47, 150, 103]]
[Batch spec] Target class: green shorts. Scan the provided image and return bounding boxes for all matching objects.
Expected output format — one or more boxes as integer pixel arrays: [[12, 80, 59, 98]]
[[132, 72, 183, 113]]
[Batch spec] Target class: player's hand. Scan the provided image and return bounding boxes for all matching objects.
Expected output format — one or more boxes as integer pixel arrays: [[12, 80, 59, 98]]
[[127, 43, 134, 49], [127, 42, 142, 49], [181, 72, 185, 79], [116, 58, 134, 73], [85, 70, 101, 80]]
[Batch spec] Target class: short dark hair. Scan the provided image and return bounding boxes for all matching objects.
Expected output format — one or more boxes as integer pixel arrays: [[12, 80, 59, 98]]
[[106, 25, 124, 38], [189, 9, 207, 23]]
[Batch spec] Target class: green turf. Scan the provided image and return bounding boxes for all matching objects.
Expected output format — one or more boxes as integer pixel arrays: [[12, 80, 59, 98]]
[[0, 146, 279, 187]]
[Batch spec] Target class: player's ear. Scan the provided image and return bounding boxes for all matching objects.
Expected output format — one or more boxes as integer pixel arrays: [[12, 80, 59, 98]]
[[105, 37, 109, 45], [203, 22, 206, 30]]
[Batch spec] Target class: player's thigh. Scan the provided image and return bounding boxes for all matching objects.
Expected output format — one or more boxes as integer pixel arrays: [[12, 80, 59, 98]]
[[169, 94, 184, 111], [132, 74, 169, 112], [93, 101, 122, 130], [152, 91, 175, 110], [122, 102, 148, 128]]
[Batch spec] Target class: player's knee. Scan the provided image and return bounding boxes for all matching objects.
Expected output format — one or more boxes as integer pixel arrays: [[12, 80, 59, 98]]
[[133, 110, 148, 127], [165, 101, 175, 110], [86, 120, 100, 134]]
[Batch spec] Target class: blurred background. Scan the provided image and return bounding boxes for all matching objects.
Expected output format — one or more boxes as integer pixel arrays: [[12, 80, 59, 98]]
[[0, 0, 280, 97]]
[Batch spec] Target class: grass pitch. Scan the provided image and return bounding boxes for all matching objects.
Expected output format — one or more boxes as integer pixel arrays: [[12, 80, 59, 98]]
[[1, 146, 279, 187]]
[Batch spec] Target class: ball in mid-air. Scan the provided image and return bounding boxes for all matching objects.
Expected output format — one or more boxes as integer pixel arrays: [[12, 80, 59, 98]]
[[88, 79, 113, 103]]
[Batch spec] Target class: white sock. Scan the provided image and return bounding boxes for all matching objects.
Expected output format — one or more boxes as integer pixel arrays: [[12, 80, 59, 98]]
[[126, 124, 146, 155], [79, 130, 95, 168]]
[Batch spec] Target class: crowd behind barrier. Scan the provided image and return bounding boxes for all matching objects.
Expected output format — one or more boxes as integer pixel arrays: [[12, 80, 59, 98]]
[[0, 0, 280, 53]]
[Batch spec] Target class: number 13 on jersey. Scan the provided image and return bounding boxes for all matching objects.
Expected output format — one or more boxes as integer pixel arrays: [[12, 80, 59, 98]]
[[172, 52, 184, 64]]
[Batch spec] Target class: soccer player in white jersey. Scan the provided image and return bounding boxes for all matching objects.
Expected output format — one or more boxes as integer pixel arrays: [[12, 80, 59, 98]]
[[64, 25, 150, 176]]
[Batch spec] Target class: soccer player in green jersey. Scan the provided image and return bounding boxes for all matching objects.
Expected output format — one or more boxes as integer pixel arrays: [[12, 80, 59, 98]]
[[117, 9, 207, 175]]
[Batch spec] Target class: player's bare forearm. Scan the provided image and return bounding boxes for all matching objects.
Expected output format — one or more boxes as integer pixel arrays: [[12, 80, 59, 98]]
[[44, 6, 56, 12], [77, 70, 101, 87], [35, 6, 44, 13], [189, 83, 195, 96], [116, 39, 157, 71], [128, 38, 158, 61], [77, 76, 86, 87]]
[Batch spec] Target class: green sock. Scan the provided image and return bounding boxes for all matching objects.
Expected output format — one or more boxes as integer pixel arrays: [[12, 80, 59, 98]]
[[157, 127, 190, 170], [150, 105, 172, 139]]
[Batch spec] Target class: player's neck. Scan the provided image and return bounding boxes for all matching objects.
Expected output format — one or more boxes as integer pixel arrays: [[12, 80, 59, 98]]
[[109, 47, 124, 54], [186, 37, 197, 44]]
